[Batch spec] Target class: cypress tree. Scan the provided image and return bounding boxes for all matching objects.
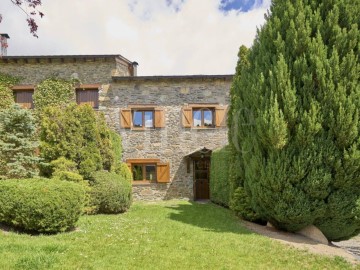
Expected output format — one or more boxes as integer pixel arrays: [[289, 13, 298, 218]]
[[229, 0, 360, 241]]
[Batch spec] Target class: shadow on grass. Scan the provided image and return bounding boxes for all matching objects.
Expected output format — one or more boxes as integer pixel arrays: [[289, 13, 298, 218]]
[[166, 201, 253, 234]]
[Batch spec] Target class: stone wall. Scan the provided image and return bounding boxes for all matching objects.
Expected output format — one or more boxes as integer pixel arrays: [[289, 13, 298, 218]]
[[101, 77, 232, 200], [0, 57, 131, 84]]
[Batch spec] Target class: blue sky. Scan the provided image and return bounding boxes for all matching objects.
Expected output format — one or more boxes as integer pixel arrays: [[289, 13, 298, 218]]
[[1, 0, 271, 75], [220, 0, 262, 12]]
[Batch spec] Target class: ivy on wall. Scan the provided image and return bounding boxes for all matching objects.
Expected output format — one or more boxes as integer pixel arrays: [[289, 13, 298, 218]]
[[0, 73, 20, 111], [33, 78, 77, 112]]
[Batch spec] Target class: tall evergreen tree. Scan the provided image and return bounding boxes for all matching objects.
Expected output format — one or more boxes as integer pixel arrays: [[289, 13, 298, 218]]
[[229, 0, 360, 241]]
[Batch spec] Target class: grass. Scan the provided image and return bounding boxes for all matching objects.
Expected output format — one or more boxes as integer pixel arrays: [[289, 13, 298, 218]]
[[0, 200, 357, 270]]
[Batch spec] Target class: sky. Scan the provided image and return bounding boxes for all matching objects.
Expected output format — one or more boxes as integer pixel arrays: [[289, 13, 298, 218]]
[[0, 0, 271, 76]]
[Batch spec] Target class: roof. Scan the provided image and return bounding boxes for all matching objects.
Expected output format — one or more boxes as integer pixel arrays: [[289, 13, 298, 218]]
[[0, 54, 134, 64], [112, 74, 233, 82]]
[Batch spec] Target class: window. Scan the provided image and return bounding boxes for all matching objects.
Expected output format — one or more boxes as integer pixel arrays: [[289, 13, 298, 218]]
[[126, 159, 170, 183], [132, 163, 157, 181], [192, 108, 214, 128], [120, 107, 165, 129], [76, 84, 100, 109], [182, 104, 227, 128], [12, 85, 34, 109], [132, 110, 154, 129]]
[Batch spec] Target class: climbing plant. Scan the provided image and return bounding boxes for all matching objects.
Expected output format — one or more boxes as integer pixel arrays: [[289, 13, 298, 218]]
[[0, 73, 20, 111], [33, 78, 76, 112]]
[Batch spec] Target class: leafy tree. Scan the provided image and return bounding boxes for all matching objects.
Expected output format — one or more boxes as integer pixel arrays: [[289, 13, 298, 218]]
[[0, 104, 40, 179], [39, 104, 118, 180], [1, 0, 44, 38], [229, 0, 360, 241]]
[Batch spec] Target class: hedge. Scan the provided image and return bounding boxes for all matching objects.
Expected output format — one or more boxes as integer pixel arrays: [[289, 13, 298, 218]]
[[210, 146, 231, 206], [90, 170, 132, 214], [0, 179, 85, 233]]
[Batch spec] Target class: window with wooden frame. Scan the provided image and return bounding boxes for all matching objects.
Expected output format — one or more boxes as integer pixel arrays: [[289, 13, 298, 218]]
[[182, 104, 227, 128], [120, 106, 165, 129], [12, 85, 35, 109], [126, 159, 170, 184], [76, 84, 100, 109]]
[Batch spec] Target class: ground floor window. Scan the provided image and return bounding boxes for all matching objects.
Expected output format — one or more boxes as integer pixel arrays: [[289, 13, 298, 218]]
[[132, 163, 157, 181], [126, 159, 170, 184]]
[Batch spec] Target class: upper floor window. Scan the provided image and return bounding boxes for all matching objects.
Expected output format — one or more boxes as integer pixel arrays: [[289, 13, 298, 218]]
[[12, 85, 35, 109], [120, 106, 165, 129], [182, 104, 227, 128], [133, 110, 154, 129], [192, 108, 215, 128], [76, 84, 100, 109]]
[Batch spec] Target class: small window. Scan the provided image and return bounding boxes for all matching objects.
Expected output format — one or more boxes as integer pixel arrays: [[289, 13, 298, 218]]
[[127, 159, 170, 183], [132, 110, 154, 129], [182, 105, 227, 128], [76, 87, 99, 109], [192, 108, 215, 128], [12, 85, 34, 109], [132, 163, 157, 181]]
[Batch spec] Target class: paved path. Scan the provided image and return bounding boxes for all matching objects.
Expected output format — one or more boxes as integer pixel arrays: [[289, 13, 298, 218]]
[[333, 236, 360, 261], [241, 220, 358, 264]]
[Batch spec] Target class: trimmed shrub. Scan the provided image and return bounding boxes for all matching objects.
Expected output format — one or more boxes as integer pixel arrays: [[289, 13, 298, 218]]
[[0, 105, 41, 179], [90, 170, 132, 214], [0, 179, 85, 233], [210, 146, 231, 206]]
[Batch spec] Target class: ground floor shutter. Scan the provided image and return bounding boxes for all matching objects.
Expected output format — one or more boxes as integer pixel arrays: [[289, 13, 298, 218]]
[[157, 163, 170, 183]]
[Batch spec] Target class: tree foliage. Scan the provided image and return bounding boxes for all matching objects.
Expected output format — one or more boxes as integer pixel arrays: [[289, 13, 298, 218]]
[[0, 105, 40, 179], [229, 0, 360, 241], [0, 73, 20, 111], [39, 104, 119, 180], [1, 1, 44, 38]]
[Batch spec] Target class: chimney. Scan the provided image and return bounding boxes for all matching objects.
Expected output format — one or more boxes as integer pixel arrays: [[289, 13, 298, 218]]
[[0, 34, 9, 56], [132, 61, 139, 76]]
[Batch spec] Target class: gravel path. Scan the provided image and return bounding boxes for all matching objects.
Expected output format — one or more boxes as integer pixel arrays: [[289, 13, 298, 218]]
[[241, 220, 358, 264]]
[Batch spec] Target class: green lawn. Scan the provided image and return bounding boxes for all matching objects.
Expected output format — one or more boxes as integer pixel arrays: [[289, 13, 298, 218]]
[[0, 201, 356, 270]]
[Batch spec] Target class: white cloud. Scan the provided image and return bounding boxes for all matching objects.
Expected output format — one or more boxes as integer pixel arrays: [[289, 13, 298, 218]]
[[1, 0, 270, 75]]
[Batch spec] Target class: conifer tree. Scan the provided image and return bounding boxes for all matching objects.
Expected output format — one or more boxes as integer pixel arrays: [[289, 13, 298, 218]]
[[0, 105, 40, 179], [229, 0, 360, 241]]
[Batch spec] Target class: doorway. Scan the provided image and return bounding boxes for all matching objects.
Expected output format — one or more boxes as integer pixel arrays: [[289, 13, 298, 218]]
[[193, 158, 210, 200]]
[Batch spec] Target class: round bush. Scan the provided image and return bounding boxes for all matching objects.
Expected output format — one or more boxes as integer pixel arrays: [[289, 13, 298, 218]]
[[0, 179, 85, 233], [90, 171, 132, 214]]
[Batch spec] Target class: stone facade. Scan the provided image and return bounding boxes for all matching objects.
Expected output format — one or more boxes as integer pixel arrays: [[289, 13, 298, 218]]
[[101, 76, 232, 200], [0, 55, 232, 201], [0, 55, 134, 84]]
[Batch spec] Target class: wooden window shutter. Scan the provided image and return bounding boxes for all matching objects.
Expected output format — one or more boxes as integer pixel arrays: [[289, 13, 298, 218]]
[[120, 109, 131, 128], [154, 108, 165, 128], [215, 106, 227, 127], [182, 106, 192, 128], [157, 163, 170, 183]]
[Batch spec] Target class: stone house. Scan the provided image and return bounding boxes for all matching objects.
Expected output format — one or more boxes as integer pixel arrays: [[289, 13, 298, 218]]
[[0, 54, 232, 201]]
